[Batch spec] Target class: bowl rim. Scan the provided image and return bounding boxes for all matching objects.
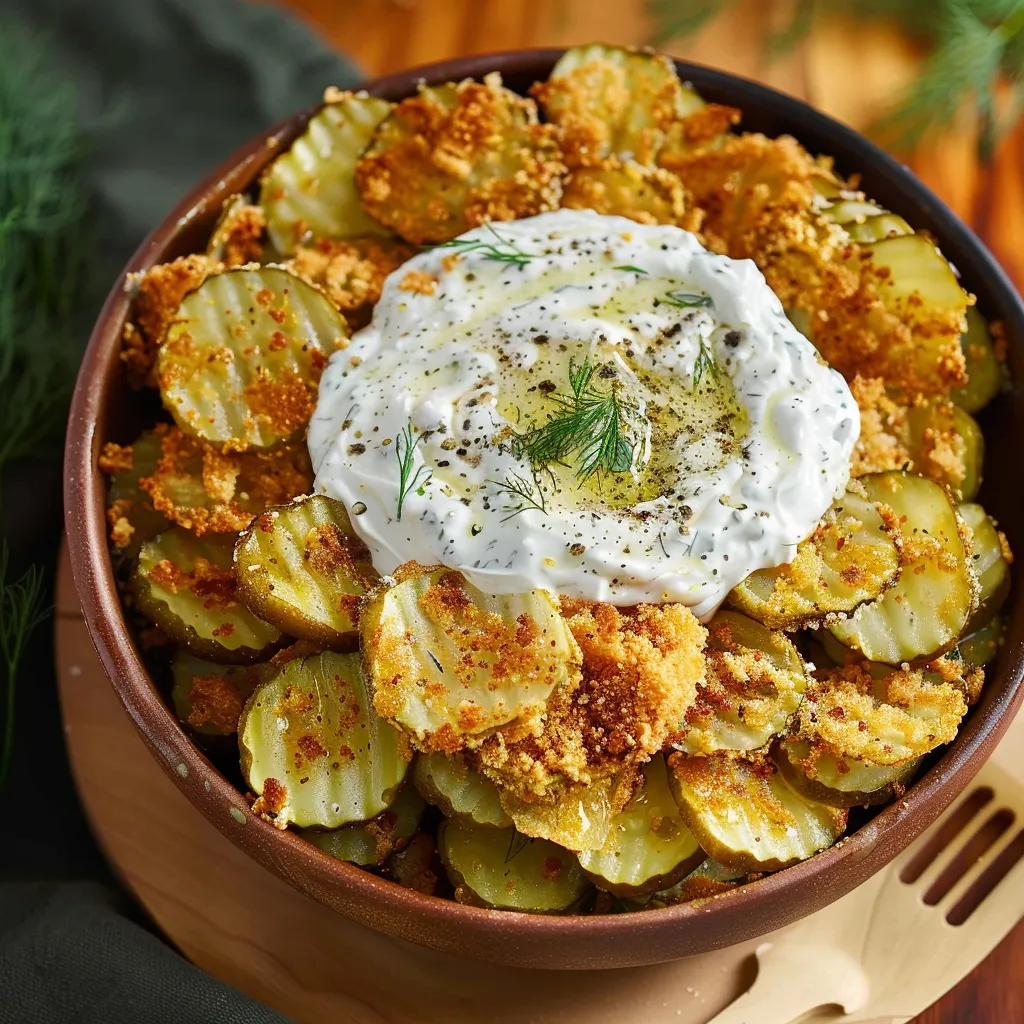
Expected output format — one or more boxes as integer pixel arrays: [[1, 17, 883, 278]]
[[64, 47, 1024, 968]]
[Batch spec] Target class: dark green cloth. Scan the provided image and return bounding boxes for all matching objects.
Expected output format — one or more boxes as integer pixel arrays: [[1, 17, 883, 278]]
[[0, 1, 359, 1019]]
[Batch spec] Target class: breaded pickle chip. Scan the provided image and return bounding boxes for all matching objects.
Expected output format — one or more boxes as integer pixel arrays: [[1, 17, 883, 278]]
[[904, 399, 983, 502], [439, 820, 590, 912], [729, 487, 902, 630], [131, 528, 282, 663], [794, 660, 967, 766], [856, 234, 969, 396], [157, 267, 346, 451], [260, 91, 393, 256], [299, 783, 425, 866], [577, 756, 704, 897], [667, 752, 848, 873], [672, 611, 807, 755], [560, 159, 687, 225], [207, 194, 265, 266], [536, 44, 703, 166], [829, 473, 978, 665], [235, 494, 379, 648], [958, 614, 1004, 670], [844, 213, 913, 244], [960, 503, 1012, 631], [239, 650, 409, 828], [99, 427, 171, 556], [360, 564, 581, 751], [170, 650, 266, 736], [773, 737, 921, 809], [952, 307, 1007, 414], [412, 751, 511, 828], [355, 76, 564, 245], [139, 427, 312, 536], [497, 769, 639, 852]]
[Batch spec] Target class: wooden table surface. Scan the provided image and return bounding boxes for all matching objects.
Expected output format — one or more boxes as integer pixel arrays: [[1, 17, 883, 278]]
[[247, 1, 1021, 1018]]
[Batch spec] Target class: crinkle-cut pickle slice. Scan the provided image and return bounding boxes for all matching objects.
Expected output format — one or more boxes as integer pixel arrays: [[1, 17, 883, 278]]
[[439, 820, 590, 912], [960, 502, 1012, 632], [131, 528, 282, 663], [360, 564, 581, 751], [560, 158, 686, 225], [537, 43, 703, 166], [905, 399, 983, 502], [239, 650, 409, 829], [796, 660, 967, 766], [299, 783, 425, 867], [672, 610, 806, 756], [157, 267, 346, 451], [667, 753, 848, 873], [260, 91, 393, 256], [170, 650, 266, 736], [958, 614, 1004, 669], [823, 198, 886, 224], [102, 428, 171, 556], [497, 770, 638, 852], [413, 751, 511, 828], [828, 472, 978, 666], [356, 77, 563, 245], [235, 494, 379, 649], [844, 213, 912, 244], [953, 307, 1007, 414], [729, 487, 902, 630], [577, 755, 704, 897], [857, 233, 969, 394], [773, 737, 921, 809]]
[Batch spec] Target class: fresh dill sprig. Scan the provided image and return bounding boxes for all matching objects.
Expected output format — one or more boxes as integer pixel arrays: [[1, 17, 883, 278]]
[[504, 830, 532, 863], [661, 290, 714, 309], [692, 338, 718, 388], [435, 223, 534, 268], [647, 0, 1024, 156], [488, 469, 549, 521], [394, 422, 432, 522], [515, 357, 646, 482], [0, 546, 48, 789], [614, 264, 648, 273], [0, 21, 92, 789]]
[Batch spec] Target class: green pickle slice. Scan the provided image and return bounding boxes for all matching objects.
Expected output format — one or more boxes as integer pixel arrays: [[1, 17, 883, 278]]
[[538, 43, 704, 165], [235, 493, 379, 649], [673, 611, 806, 755], [952, 307, 1006, 414], [729, 486, 902, 630], [239, 650, 409, 829], [905, 399, 983, 502], [131, 527, 282, 663], [170, 650, 266, 736], [958, 614, 1004, 670], [828, 472, 978, 665], [360, 564, 581, 750], [773, 737, 922, 809], [413, 751, 511, 828], [157, 267, 346, 451], [577, 755, 704, 897], [959, 502, 1012, 632], [103, 429, 172, 557], [439, 820, 590, 912], [667, 752, 848, 873], [299, 783, 425, 867], [260, 91, 393, 255]]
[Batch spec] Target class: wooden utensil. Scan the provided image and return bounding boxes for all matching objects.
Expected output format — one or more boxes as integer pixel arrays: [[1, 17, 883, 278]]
[[707, 715, 1024, 1024]]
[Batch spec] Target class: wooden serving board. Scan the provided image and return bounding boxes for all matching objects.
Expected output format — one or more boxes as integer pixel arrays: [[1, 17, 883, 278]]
[[57, 544, 997, 1024]]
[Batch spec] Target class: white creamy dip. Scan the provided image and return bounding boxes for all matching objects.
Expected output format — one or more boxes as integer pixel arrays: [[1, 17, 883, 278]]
[[308, 210, 858, 618]]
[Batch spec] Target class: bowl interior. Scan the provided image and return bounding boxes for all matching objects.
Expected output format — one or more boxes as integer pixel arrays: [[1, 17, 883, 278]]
[[66, 49, 1024, 970]]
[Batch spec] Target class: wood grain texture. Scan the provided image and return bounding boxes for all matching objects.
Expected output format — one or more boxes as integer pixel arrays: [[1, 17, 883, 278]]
[[76, 0, 1020, 1018]]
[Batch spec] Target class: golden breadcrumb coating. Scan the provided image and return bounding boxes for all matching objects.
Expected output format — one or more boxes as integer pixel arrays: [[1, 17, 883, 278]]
[[472, 601, 706, 799], [286, 236, 414, 330], [122, 254, 221, 388], [209, 199, 266, 266], [355, 73, 565, 244]]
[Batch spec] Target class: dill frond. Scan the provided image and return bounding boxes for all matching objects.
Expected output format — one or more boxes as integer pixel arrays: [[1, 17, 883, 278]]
[[394, 422, 432, 521], [488, 470, 549, 520], [435, 223, 534, 268], [515, 357, 646, 482]]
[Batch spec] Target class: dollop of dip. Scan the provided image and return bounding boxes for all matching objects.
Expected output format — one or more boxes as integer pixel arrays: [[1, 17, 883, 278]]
[[309, 210, 858, 618]]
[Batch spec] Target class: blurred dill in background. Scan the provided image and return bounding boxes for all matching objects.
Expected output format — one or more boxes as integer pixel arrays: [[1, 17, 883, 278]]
[[648, 0, 1024, 157]]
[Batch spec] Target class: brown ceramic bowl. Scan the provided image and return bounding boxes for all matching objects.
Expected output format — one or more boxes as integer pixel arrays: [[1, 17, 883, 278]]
[[66, 49, 1024, 970]]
